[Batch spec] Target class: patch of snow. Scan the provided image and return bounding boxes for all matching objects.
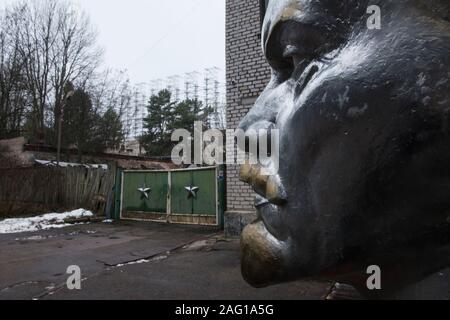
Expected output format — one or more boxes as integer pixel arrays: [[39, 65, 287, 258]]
[[183, 240, 210, 251], [35, 159, 108, 169], [0, 209, 93, 234], [15, 235, 48, 241], [102, 219, 114, 223], [116, 259, 150, 267], [115, 255, 169, 268]]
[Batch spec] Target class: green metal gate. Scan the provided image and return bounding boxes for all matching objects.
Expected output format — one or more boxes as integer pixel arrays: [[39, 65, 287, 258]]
[[119, 166, 225, 227]]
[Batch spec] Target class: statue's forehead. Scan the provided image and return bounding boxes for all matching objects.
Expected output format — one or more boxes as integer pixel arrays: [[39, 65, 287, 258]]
[[262, 0, 307, 54]]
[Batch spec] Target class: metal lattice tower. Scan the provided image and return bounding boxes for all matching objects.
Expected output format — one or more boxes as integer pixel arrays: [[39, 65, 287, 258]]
[[167, 75, 181, 102], [150, 79, 163, 96], [204, 67, 220, 128], [137, 83, 149, 138], [139, 67, 226, 132], [204, 68, 218, 107], [184, 71, 200, 100]]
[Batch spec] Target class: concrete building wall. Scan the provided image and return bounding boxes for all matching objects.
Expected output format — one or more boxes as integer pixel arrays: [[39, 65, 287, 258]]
[[225, 0, 271, 236]]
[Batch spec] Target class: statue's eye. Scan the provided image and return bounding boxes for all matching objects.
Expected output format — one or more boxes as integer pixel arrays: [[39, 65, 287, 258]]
[[265, 21, 325, 84], [292, 56, 304, 68], [266, 53, 294, 83], [291, 54, 315, 79], [269, 50, 315, 84]]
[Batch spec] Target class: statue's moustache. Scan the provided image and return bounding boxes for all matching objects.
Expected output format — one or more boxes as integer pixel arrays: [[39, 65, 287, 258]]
[[239, 163, 288, 206]]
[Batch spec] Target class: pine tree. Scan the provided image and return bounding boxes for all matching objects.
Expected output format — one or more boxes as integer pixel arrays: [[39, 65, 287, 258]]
[[140, 90, 213, 157], [169, 98, 211, 133], [63, 88, 102, 161], [140, 89, 175, 156], [99, 107, 124, 150]]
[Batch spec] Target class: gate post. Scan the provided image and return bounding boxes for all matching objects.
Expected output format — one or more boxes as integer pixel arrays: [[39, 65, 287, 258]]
[[167, 171, 172, 222], [113, 167, 123, 220], [218, 165, 226, 229]]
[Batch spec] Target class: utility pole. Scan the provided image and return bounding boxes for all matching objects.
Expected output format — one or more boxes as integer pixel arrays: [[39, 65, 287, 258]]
[[57, 90, 75, 166]]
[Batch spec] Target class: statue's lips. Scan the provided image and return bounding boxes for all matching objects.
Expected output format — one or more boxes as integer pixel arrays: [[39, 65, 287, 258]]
[[254, 195, 288, 241], [239, 164, 290, 287]]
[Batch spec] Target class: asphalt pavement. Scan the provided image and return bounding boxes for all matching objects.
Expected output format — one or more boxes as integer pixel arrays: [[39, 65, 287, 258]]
[[0, 221, 332, 300]]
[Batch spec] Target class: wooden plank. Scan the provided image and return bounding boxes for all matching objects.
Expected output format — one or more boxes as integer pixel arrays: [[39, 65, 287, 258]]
[[0, 166, 116, 216]]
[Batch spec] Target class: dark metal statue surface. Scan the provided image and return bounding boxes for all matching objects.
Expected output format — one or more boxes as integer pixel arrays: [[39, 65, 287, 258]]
[[239, 0, 450, 298]]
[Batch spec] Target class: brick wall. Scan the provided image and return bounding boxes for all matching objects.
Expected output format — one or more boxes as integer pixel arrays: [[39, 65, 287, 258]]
[[225, 0, 271, 236]]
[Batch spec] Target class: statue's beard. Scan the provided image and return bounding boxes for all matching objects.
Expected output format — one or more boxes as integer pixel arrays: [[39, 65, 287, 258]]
[[241, 219, 287, 288], [240, 192, 299, 288]]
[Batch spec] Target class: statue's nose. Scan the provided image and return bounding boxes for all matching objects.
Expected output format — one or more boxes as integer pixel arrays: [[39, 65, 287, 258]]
[[237, 120, 276, 153], [237, 103, 286, 205], [238, 98, 277, 152]]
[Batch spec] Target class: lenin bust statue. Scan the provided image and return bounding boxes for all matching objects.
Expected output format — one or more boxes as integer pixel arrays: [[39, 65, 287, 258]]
[[239, 0, 450, 299]]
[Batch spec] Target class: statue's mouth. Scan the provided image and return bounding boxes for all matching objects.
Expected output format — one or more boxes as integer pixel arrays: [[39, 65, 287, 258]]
[[239, 163, 288, 240], [239, 164, 290, 287], [254, 195, 288, 241]]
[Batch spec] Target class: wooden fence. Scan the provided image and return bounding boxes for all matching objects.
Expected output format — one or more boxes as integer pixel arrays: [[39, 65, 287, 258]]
[[0, 166, 116, 217]]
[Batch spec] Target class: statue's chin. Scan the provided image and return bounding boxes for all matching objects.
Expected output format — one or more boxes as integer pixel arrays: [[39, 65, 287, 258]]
[[240, 220, 287, 288]]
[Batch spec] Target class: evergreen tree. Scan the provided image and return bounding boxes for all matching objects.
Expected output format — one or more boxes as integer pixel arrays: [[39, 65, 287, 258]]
[[140, 90, 213, 157], [168, 98, 212, 133], [140, 89, 175, 156], [98, 107, 124, 150], [62, 88, 102, 161]]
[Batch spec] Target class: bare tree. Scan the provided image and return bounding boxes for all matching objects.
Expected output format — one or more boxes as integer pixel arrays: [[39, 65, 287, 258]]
[[0, 4, 28, 139], [9, 0, 102, 143], [14, 0, 56, 141], [52, 1, 103, 137], [88, 69, 132, 140], [0, 0, 127, 152]]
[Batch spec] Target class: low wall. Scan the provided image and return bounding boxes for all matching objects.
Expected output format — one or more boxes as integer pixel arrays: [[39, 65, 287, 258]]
[[0, 166, 115, 217]]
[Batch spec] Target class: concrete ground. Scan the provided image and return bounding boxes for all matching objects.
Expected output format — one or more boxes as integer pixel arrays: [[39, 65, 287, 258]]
[[0, 221, 332, 300]]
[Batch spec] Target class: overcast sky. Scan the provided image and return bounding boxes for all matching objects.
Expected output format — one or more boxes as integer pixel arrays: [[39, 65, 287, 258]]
[[74, 0, 226, 84], [1, 0, 225, 89]]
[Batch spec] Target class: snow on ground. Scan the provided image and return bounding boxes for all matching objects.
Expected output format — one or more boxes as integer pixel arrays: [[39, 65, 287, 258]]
[[0, 209, 94, 234], [115, 255, 168, 268]]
